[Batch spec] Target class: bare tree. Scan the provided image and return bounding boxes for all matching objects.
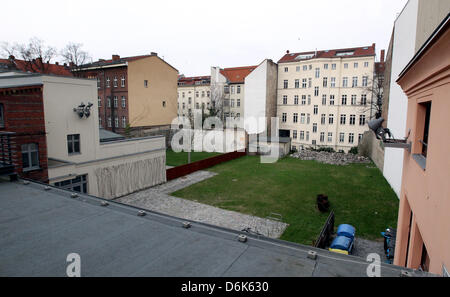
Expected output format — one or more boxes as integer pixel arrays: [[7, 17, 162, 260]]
[[61, 42, 91, 73], [0, 41, 18, 57], [15, 37, 57, 73], [358, 68, 384, 120]]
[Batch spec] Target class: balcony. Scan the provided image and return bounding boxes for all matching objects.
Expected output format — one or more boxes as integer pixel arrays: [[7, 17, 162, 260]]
[[0, 132, 16, 176]]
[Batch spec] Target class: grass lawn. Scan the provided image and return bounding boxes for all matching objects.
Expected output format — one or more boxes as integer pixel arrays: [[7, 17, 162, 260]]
[[166, 149, 222, 167], [171, 155, 399, 246]]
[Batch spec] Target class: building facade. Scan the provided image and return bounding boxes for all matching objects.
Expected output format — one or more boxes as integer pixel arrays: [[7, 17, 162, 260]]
[[0, 73, 167, 199], [177, 75, 211, 118], [277, 45, 376, 153], [383, 0, 450, 197], [74, 53, 178, 135], [394, 15, 450, 275]]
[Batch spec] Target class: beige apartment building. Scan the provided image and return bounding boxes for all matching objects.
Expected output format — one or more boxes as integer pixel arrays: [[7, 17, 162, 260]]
[[277, 45, 377, 152], [177, 75, 211, 117]]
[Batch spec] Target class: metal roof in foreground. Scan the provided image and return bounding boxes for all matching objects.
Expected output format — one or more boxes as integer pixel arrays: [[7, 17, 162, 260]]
[[0, 179, 430, 277]]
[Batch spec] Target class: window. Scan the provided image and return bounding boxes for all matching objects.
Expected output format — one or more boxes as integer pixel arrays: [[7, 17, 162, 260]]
[[362, 76, 368, 87], [306, 131, 310, 141], [349, 114, 356, 125], [283, 95, 288, 105], [300, 113, 305, 124], [314, 87, 319, 96], [341, 95, 347, 105], [236, 113, 240, 118], [113, 76, 118, 87], [306, 113, 310, 124], [54, 174, 88, 194], [332, 63, 336, 70], [107, 117, 112, 127], [122, 96, 126, 108], [106, 77, 110, 88], [364, 61, 369, 67], [419, 102, 432, 158], [361, 94, 367, 105], [99, 117, 102, 127], [359, 134, 363, 143], [342, 77, 348, 88], [321, 114, 326, 124], [107, 97, 111, 108], [144, 80, 148, 88], [322, 95, 327, 105], [231, 86, 235, 94], [313, 105, 318, 115], [303, 65, 307, 71], [324, 64, 328, 70], [330, 77, 336, 88], [320, 132, 325, 142], [301, 95, 306, 105], [351, 95, 357, 105], [312, 123, 317, 133], [113, 96, 118, 108], [122, 116, 127, 128], [196, 102, 200, 109], [344, 63, 348, 69], [308, 78, 312, 88], [295, 79, 300, 88], [115, 117, 119, 128], [329, 114, 334, 124], [354, 62, 358, 68], [121, 76, 125, 87], [300, 131, 305, 140], [315, 68, 320, 78], [207, 91, 210, 97], [21, 143, 39, 171], [339, 133, 345, 143], [296, 66, 300, 72], [302, 79, 307, 88], [188, 97, 192, 104], [237, 99, 241, 107], [284, 67, 289, 72], [352, 76, 358, 87], [309, 65, 312, 70], [182, 103, 185, 109], [67, 134, 80, 154], [340, 114, 346, 124], [323, 77, 328, 87], [196, 91, 199, 98], [359, 115, 366, 126], [330, 95, 335, 105], [98, 96, 101, 107], [182, 92, 185, 98], [237, 85, 241, 93], [282, 113, 287, 123], [97, 77, 101, 89], [294, 95, 299, 105], [283, 80, 288, 89], [293, 130, 297, 139], [308, 95, 311, 105], [348, 133, 354, 144], [328, 132, 333, 143]]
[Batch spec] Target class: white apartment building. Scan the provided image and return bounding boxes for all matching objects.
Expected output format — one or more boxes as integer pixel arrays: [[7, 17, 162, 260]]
[[0, 73, 167, 199], [277, 45, 377, 152], [177, 75, 211, 117]]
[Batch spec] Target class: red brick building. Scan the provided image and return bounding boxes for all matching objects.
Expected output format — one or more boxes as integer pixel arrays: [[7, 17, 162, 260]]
[[0, 84, 48, 182], [0, 56, 73, 76]]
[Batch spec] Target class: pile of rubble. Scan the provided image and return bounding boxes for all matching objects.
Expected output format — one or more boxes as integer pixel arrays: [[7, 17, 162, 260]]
[[290, 149, 371, 165]]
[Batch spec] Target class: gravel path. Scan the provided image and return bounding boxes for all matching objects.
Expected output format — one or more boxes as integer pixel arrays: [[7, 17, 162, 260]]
[[116, 171, 288, 239]]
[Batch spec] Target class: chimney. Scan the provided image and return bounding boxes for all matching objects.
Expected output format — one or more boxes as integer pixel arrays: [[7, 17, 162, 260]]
[[380, 50, 385, 63], [150, 52, 158, 56], [372, 43, 376, 49], [69, 62, 74, 68], [8, 55, 15, 61], [286, 50, 290, 54], [112, 55, 120, 61], [55, 62, 59, 66]]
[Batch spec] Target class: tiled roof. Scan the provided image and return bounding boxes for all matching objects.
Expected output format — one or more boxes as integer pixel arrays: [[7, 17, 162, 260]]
[[0, 58, 73, 76], [220, 66, 257, 83], [278, 44, 376, 63]]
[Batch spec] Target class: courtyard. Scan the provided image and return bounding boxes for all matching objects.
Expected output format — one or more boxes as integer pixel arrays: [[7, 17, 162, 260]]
[[171, 155, 399, 246]]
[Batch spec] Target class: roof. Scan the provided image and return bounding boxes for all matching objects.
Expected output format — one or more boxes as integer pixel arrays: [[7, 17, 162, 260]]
[[99, 128, 125, 142], [77, 54, 179, 72], [278, 44, 376, 63], [220, 66, 257, 83], [398, 13, 450, 80], [178, 75, 211, 86], [0, 57, 73, 76], [0, 179, 431, 277]]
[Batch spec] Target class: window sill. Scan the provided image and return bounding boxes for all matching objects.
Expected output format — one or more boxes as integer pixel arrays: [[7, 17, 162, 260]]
[[68, 152, 81, 156], [412, 154, 427, 171], [23, 167, 41, 173]]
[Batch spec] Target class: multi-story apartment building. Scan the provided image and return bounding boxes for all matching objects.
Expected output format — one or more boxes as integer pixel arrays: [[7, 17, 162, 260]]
[[74, 53, 178, 135], [177, 75, 211, 117], [277, 45, 377, 152]]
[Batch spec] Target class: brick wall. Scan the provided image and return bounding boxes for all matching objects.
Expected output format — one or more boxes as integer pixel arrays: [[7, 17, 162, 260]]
[[0, 85, 48, 182]]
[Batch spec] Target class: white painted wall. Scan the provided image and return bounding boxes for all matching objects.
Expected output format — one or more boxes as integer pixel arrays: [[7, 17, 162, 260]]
[[383, 0, 419, 197], [244, 60, 267, 134]]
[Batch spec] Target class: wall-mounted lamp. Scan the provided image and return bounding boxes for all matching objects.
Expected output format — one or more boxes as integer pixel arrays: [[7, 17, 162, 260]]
[[73, 102, 93, 119], [368, 118, 411, 152]]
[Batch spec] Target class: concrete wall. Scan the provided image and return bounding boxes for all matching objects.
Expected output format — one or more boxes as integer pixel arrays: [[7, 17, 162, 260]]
[[244, 60, 268, 134], [358, 130, 384, 171], [127, 55, 178, 128], [383, 0, 419, 197]]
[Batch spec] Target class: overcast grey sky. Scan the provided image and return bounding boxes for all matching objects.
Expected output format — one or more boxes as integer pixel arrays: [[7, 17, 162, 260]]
[[2, 0, 408, 76]]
